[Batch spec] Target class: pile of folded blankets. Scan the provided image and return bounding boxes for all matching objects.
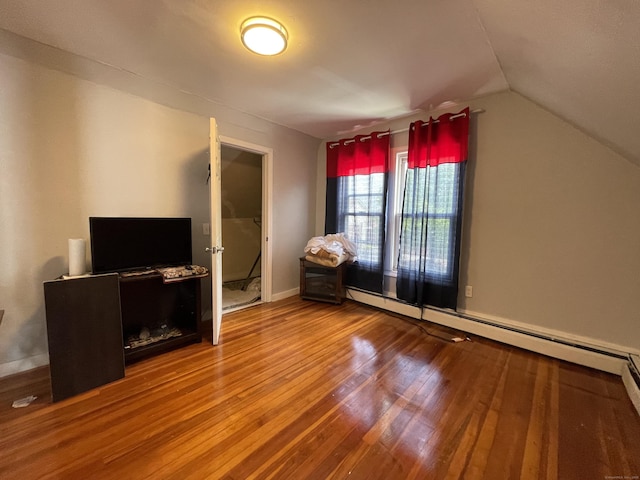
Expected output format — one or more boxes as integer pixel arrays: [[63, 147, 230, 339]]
[[303, 233, 357, 267]]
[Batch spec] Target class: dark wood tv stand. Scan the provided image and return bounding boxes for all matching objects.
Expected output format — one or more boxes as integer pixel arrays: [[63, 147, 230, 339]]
[[44, 270, 205, 401], [119, 272, 203, 364]]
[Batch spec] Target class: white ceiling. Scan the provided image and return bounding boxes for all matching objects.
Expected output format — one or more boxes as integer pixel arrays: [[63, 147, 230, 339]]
[[1, 0, 639, 165]]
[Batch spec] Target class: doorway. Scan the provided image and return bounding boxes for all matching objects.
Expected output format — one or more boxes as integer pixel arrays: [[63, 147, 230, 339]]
[[218, 137, 272, 312]]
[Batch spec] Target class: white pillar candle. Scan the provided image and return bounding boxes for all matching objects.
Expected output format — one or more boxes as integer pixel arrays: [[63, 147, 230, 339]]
[[68, 238, 86, 276]]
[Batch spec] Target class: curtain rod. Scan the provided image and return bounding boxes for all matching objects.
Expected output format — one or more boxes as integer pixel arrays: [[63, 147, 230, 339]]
[[328, 108, 484, 148]]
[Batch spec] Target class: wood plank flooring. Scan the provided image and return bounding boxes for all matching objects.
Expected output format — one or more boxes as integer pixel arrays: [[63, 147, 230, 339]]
[[1, 297, 639, 479]]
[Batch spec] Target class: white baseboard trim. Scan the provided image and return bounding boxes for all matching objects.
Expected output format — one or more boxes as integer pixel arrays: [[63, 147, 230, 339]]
[[347, 289, 628, 375], [271, 287, 299, 302], [0, 353, 49, 379]]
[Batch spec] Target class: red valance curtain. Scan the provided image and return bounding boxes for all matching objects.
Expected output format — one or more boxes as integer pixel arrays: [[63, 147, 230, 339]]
[[326, 134, 389, 177], [396, 108, 470, 309], [325, 132, 390, 293], [407, 110, 469, 169]]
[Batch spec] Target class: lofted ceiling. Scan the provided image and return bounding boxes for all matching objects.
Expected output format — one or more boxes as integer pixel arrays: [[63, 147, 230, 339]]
[[0, 0, 639, 165]]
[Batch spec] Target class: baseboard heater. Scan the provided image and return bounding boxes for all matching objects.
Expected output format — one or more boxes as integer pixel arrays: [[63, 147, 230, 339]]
[[446, 306, 628, 361], [347, 287, 630, 375], [348, 287, 628, 359], [623, 354, 640, 416], [630, 355, 640, 383]]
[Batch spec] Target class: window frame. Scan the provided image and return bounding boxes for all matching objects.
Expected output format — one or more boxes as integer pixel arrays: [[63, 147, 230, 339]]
[[384, 150, 407, 277]]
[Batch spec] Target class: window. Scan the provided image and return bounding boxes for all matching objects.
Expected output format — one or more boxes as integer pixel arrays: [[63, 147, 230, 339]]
[[326, 109, 468, 305], [398, 162, 460, 282], [339, 173, 386, 268], [325, 131, 389, 294], [395, 111, 469, 309], [387, 151, 461, 282]]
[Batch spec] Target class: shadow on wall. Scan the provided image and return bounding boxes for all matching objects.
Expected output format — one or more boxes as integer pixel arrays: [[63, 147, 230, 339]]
[[181, 148, 212, 319], [457, 114, 479, 310], [6, 306, 48, 373], [3, 255, 66, 375]]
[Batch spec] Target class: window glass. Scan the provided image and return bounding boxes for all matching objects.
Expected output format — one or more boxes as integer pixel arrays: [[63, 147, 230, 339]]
[[390, 154, 459, 281], [340, 173, 385, 267]]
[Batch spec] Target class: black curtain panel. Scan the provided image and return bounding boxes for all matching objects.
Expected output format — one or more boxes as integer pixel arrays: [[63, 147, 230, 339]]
[[325, 132, 390, 293], [396, 108, 470, 309]]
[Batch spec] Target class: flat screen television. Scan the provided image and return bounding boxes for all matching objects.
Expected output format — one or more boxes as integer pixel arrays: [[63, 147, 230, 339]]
[[90, 217, 192, 274]]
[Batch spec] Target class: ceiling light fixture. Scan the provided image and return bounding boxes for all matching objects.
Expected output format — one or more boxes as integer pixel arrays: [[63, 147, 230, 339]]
[[241, 17, 288, 56]]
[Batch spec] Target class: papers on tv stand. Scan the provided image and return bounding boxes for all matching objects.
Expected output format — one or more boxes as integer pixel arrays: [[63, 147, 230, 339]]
[[156, 265, 209, 283], [119, 265, 209, 283]]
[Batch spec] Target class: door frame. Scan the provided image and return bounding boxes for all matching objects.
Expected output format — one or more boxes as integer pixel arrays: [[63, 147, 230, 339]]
[[219, 135, 273, 303]]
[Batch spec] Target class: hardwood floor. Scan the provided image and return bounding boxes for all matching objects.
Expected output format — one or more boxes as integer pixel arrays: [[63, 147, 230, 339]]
[[1, 297, 639, 479]]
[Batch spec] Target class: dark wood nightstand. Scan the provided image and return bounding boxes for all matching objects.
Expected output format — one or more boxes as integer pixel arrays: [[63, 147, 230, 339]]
[[299, 257, 347, 304]]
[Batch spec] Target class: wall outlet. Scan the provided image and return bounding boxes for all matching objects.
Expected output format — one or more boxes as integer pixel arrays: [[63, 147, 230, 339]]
[[202, 223, 210, 235], [465, 285, 473, 298]]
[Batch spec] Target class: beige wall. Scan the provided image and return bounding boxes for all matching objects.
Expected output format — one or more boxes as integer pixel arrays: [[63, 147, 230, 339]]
[[317, 91, 640, 353], [221, 219, 262, 282], [0, 50, 319, 376], [220, 146, 262, 219]]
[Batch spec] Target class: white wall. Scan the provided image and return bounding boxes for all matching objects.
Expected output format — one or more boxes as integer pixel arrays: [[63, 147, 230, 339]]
[[0, 46, 319, 376], [317, 91, 640, 354]]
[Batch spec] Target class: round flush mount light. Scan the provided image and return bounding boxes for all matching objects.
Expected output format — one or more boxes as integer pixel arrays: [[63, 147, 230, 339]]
[[241, 16, 288, 56]]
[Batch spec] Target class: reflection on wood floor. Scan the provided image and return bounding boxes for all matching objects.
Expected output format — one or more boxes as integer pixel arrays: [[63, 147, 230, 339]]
[[1, 296, 639, 479]]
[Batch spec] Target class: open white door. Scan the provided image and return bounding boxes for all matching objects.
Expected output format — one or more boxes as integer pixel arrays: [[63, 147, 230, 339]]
[[207, 118, 223, 345]]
